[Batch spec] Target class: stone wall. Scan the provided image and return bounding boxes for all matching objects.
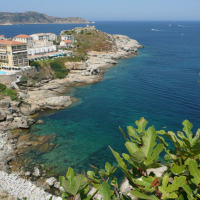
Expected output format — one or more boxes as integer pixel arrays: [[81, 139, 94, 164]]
[[0, 67, 36, 86]]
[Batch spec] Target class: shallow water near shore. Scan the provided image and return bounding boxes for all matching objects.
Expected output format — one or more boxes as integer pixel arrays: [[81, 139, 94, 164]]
[[3, 21, 200, 180]]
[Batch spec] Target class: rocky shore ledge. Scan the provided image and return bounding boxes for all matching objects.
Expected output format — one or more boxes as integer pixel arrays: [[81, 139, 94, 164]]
[[0, 33, 144, 199]]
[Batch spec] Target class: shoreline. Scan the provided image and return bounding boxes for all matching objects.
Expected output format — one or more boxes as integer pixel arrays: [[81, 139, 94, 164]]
[[0, 32, 144, 199], [0, 22, 90, 25]]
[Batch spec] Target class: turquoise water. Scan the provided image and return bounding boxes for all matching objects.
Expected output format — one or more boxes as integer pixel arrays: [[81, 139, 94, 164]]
[[0, 71, 6, 74], [1, 21, 200, 177]]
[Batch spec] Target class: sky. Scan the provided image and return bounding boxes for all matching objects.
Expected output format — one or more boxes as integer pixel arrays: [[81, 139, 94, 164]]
[[1, 0, 200, 21]]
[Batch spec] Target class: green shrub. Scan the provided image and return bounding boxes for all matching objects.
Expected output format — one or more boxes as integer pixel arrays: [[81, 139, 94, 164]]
[[80, 30, 84, 34], [54, 72, 66, 79], [86, 32, 92, 35], [2, 89, 18, 101], [32, 72, 46, 82], [29, 61, 40, 69], [60, 118, 200, 200], [0, 83, 6, 91], [20, 75, 28, 83], [50, 62, 70, 79], [50, 62, 63, 72]]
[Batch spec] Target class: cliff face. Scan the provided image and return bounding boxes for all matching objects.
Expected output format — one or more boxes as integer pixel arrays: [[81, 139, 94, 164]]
[[0, 11, 89, 24]]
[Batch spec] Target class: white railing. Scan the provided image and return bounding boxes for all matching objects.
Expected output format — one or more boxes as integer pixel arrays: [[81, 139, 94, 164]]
[[11, 82, 19, 90]]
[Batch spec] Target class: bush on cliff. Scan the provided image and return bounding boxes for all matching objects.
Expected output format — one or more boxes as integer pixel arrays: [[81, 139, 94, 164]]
[[60, 118, 200, 200], [50, 62, 69, 79], [2, 89, 18, 101], [20, 75, 28, 84], [32, 72, 46, 82], [0, 83, 6, 91]]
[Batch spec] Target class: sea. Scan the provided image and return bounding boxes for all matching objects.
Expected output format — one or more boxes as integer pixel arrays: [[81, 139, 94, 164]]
[[1, 21, 200, 179]]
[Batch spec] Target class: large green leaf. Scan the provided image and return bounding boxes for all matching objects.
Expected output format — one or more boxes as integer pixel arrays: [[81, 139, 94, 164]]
[[164, 132, 183, 148], [141, 126, 157, 158], [109, 146, 133, 181], [127, 126, 141, 143], [125, 142, 140, 155], [182, 183, 194, 200], [66, 167, 75, 186], [99, 181, 112, 200], [171, 163, 186, 175], [105, 162, 111, 173], [156, 135, 168, 148], [135, 117, 148, 133], [111, 177, 118, 188], [60, 174, 88, 196], [159, 175, 186, 198], [145, 143, 164, 166], [109, 146, 127, 171], [130, 191, 159, 200], [119, 126, 129, 142], [188, 159, 200, 185], [182, 120, 193, 144], [134, 176, 156, 192], [130, 150, 146, 170]]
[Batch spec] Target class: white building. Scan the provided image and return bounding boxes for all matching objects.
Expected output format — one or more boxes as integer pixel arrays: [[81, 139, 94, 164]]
[[30, 33, 49, 41], [60, 40, 73, 47], [13, 34, 34, 48], [0, 35, 5, 40], [46, 33, 57, 41], [30, 33, 57, 41], [61, 35, 74, 43], [27, 46, 57, 56], [33, 39, 53, 48]]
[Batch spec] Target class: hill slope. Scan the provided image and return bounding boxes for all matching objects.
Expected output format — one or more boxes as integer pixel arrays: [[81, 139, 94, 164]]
[[0, 11, 89, 24]]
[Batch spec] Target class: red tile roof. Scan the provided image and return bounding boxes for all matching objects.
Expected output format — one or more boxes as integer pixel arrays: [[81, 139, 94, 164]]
[[63, 40, 72, 43], [14, 34, 31, 38], [0, 35, 5, 37], [0, 40, 26, 45]]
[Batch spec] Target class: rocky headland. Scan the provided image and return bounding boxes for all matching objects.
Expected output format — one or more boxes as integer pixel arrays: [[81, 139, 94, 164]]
[[0, 28, 144, 199]]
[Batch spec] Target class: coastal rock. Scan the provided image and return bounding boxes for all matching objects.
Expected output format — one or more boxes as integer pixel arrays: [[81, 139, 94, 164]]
[[120, 178, 136, 199], [147, 166, 167, 177], [54, 181, 60, 189], [34, 167, 41, 177], [0, 100, 10, 109], [6, 114, 14, 122], [0, 111, 7, 121], [11, 117, 30, 129], [20, 103, 40, 116], [87, 187, 103, 200], [0, 171, 60, 199], [37, 96, 72, 109], [25, 171, 31, 176], [46, 177, 57, 186]]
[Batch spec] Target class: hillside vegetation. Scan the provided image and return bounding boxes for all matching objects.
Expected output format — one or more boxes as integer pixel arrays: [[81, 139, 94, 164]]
[[0, 11, 89, 24]]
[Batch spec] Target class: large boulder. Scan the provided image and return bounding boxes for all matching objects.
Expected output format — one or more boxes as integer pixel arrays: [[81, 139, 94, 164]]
[[0, 110, 7, 121], [0, 100, 10, 109], [11, 117, 30, 129], [20, 103, 40, 116], [46, 177, 57, 186], [37, 96, 72, 109]]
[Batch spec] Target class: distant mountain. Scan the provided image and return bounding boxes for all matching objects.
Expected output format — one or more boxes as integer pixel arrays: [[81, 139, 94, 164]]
[[0, 11, 89, 25]]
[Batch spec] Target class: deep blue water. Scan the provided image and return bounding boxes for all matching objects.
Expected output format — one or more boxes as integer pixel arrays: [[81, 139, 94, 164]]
[[1, 21, 200, 177]]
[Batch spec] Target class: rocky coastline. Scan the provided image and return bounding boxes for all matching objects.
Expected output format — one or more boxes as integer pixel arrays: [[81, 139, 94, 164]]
[[0, 33, 144, 199]]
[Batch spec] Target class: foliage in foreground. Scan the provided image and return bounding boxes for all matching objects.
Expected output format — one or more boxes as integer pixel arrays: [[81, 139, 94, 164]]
[[60, 118, 200, 200]]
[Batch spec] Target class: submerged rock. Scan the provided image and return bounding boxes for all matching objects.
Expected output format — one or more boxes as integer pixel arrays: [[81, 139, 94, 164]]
[[36, 119, 44, 124]]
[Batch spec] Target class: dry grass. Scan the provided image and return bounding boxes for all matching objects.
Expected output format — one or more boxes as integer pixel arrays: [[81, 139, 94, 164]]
[[74, 29, 113, 54]]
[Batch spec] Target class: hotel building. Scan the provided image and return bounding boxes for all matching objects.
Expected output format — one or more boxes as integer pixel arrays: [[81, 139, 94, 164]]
[[0, 40, 29, 67], [13, 34, 34, 48]]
